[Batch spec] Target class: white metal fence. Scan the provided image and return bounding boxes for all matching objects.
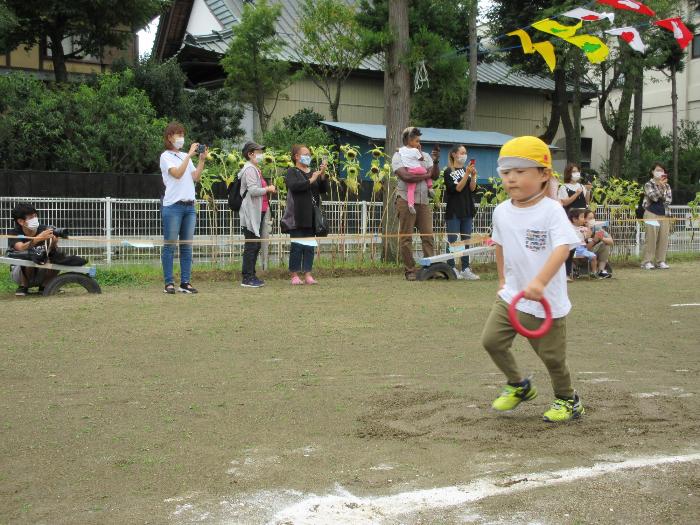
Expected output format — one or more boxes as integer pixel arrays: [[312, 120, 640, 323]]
[[1, 197, 698, 266]]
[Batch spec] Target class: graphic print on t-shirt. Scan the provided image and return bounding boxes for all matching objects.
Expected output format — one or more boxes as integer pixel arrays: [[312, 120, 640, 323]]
[[525, 228, 548, 252], [449, 168, 466, 184]]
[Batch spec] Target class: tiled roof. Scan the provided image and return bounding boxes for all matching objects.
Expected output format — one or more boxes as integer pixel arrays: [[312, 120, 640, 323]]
[[190, 0, 383, 71], [321, 121, 515, 148]]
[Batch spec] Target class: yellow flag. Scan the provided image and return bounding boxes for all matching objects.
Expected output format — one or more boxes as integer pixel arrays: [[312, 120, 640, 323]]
[[563, 34, 609, 63], [507, 29, 557, 72], [532, 19, 582, 39], [507, 29, 534, 53], [533, 41, 556, 72]]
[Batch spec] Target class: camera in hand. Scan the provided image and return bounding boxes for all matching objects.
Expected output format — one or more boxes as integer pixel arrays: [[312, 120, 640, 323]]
[[48, 226, 69, 239], [196, 144, 207, 155]]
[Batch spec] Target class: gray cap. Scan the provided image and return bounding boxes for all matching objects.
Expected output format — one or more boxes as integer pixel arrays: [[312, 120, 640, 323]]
[[242, 141, 265, 158]]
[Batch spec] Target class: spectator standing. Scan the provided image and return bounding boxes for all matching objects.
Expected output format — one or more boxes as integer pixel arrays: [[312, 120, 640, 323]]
[[443, 145, 479, 280]]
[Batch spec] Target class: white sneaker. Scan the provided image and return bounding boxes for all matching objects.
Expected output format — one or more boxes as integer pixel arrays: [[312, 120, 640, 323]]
[[657, 262, 670, 269], [452, 267, 463, 280], [461, 267, 480, 280], [641, 262, 654, 270]]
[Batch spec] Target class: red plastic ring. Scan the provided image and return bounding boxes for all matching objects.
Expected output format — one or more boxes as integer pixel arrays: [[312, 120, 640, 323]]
[[508, 291, 553, 339]]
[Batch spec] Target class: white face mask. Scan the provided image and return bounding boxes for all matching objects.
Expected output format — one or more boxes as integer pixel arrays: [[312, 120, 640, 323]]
[[457, 155, 467, 166], [571, 172, 581, 182], [254, 153, 264, 164], [172, 136, 185, 149], [25, 217, 40, 231], [653, 170, 664, 179], [587, 220, 595, 228]]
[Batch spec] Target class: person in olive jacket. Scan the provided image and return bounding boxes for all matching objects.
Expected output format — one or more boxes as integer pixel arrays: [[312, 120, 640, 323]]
[[282, 144, 329, 285]]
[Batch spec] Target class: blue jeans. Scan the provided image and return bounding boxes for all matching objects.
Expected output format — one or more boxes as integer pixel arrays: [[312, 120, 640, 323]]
[[161, 203, 196, 285], [289, 228, 315, 273], [445, 216, 473, 269]]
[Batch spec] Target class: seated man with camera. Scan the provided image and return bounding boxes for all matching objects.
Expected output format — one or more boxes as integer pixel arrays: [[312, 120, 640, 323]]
[[7, 203, 83, 296]]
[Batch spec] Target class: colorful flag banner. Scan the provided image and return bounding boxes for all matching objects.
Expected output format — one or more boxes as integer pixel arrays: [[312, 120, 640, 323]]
[[532, 19, 583, 39], [596, 0, 655, 17], [562, 8, 615, 24], [654, 17, 693, 50], [564, 34, 610, 63], [606, 27, 646, 53], [507, 29, 557, 71]]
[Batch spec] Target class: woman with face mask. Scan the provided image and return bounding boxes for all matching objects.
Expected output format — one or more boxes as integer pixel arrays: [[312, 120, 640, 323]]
[[159, 121, 208, 294], [238, 141, 277, 288], [443, 145, 479, 280], [558, 164, 589, 212], [281, 144, 328, 285], [641, 163, 673, 270]]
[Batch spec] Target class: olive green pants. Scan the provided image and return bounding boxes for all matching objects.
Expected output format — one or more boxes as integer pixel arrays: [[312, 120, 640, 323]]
[[480, 299, 574, 398]]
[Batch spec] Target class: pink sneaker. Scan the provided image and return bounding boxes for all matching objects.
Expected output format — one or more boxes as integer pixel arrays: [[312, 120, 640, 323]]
[[304, 275, 318, 285], [291, 275, 304, 285]]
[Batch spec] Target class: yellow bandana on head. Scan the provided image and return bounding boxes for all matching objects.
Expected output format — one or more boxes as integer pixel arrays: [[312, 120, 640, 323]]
[[498, 136, 552, 169]]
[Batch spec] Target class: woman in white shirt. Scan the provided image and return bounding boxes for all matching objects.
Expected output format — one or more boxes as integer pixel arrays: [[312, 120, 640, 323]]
[[557, 164, 589, 211], [159, 122, 207, 294]]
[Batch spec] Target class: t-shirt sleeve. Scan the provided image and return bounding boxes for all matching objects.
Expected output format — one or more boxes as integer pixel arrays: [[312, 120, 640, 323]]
[[391, 152, 403, 173], [491, 206, 503, 245], [160, 152, 180, 177], [549, 205, 580, 249], [557, 185, 568, 200]]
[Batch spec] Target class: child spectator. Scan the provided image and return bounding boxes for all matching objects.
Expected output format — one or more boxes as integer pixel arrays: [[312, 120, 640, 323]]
[[568, 208, 598, 278], [584, 209, 613, 278], [480, 136, 584, 423], [399, 135, 432, 215]]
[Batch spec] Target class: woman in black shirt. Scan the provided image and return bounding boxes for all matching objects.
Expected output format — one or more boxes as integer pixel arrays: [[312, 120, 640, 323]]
[[443, 145, 479, 280]]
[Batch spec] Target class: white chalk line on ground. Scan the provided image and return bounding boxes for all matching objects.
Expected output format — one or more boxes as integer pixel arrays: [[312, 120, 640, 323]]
[[670, 303, 700, 307], [258, 452, 700, 525]]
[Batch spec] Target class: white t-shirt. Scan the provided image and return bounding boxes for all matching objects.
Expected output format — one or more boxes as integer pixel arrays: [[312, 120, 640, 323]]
[[398, 146, 423, 169], [160, 150, 197, 206], [492, 197, 580, 319], [557, 182, 586, 201]]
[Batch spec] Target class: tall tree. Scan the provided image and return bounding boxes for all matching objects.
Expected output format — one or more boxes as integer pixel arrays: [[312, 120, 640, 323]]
[[0, 0, 164, 83], [221, 0, 295, 134], [463, 0, 479, 129], [383, 0, 410, 261], [296, 0, 373, 121], [359, 0, 472, 129]]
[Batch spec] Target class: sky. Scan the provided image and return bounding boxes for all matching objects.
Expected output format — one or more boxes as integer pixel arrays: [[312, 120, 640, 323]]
[[137, 17, 160, 59]]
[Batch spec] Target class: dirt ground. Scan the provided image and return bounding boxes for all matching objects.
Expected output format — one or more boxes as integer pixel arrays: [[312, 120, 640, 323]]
[[1, 262, 698, 524]]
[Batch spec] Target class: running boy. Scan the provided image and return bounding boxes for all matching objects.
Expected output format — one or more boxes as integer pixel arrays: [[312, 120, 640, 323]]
[[480, 136, 584, 422]]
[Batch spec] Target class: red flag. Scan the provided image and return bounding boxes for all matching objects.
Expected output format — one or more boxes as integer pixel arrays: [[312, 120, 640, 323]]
[[655, 18, 693, 50], [596, 0, 655, 17]]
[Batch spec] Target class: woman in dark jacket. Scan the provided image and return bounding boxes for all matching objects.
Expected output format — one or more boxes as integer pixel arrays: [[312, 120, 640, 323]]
[[282, 144, 328, 285]]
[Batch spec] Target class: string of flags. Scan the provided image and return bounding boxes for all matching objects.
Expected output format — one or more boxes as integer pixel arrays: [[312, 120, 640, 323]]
[[503, 0, 693, 73]]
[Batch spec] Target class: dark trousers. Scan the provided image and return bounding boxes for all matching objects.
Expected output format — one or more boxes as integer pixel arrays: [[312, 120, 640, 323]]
[[565, 249, 575, 276], [289, 228, 315, 273], [242, 213, 265, 280], [445, 216, 474, 269]]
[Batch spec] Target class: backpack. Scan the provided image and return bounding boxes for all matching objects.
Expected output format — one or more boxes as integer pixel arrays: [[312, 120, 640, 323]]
[[227, 174, 247, 212], [635, 192, 645, 220]]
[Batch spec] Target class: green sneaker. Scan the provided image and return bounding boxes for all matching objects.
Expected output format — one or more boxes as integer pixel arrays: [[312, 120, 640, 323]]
[[543, 394, 584, 422], [492, 381, 537, 412]]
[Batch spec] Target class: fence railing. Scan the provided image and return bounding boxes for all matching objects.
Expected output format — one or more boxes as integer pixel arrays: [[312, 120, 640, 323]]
[[1, 197, 698, 266]]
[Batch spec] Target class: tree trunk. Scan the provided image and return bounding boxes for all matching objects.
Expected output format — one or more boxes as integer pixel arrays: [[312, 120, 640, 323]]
[[555, 63, 577, 165], [671, 63, 679, 188], [571, 51, 582, 167], [382, 0, 410, 262], [50, 32, 69, 83], [630, 71, 644, 180], [331, 79, 342, 121], [607, 71, 636, 179], [538, 90, 561, 144], [463, 0, 478, 129]]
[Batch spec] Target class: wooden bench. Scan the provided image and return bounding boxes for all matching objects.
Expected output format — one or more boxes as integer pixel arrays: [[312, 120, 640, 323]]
[[0, 256, 101, 295], [415, 245, 495, 281]]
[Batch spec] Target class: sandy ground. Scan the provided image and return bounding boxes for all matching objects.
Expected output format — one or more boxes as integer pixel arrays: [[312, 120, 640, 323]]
[[0, 262, 698, 524]]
